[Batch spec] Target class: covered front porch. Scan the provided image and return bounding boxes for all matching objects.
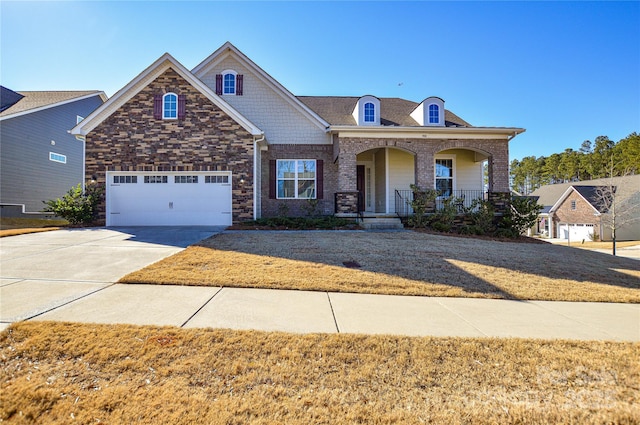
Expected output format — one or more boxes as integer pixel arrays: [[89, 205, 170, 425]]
[[340, 146, 490, 217]]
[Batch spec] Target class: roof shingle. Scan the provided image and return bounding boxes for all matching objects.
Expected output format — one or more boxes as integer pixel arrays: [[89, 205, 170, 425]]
[[0, 90, 104, 118], [297, 96, 471, 127]]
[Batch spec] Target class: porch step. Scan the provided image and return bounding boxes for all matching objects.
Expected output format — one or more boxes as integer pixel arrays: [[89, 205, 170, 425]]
[[359, 217, 404, 230]]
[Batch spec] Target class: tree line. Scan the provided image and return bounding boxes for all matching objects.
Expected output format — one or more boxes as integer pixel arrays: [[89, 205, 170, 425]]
[[510, 132, 640, 195]]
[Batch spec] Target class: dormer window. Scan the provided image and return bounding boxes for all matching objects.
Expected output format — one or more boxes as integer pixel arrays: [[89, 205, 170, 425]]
[[215, 70, 244, 96], [353, 95, 380, 126], [428, 104, 439, 124], [364, 102, 375, 123], [163, 93, 177, 119], [410, 96, 445, 127]]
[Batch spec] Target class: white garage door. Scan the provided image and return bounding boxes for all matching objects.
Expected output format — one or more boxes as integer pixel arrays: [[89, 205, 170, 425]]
[[558, 224, 595, 241], [107, 172, 232, 226]]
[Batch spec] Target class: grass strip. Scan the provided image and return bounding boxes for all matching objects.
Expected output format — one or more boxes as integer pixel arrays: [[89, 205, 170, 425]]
[[1, 322, 638, 424]]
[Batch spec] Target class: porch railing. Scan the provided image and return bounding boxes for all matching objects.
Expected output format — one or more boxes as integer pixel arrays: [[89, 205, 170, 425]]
[[395, 189, 486, 220]]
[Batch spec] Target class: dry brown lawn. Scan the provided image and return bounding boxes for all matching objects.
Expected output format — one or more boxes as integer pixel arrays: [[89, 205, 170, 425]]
[[0, 217, 67, 238], [121, 231, 640, 303], [1, 322, 638, 424]]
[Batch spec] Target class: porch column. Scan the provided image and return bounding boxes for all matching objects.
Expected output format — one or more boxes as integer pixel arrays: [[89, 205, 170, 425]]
[[489, 143, 510, 192], [338, 151, 357, 192], [415, 151, 434, 190], [335, 149, 359, 214]]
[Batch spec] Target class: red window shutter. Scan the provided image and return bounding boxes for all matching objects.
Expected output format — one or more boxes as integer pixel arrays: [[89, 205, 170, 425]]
[[153, 95, 162, 119], [316, 160, 323, 199], [177, 95, 186, 120], [269, 160, 276, 199], [215, 74, 223, 95], [236, 74, 244, 96]]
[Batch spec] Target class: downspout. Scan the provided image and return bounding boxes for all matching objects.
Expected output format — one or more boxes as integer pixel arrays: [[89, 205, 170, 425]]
[[253, 134, 266, 220]]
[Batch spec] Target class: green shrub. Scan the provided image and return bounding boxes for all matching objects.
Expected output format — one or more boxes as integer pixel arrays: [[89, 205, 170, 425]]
[[407, 185, 438, 228], [498, 196, 542, 236], [43, 183, 103, 225], [241, 216, 357, 230], [463, 199, 496, 235]]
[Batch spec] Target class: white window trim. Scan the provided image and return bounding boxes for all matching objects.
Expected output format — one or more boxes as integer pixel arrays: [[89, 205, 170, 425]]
[[49, 152, 67, 164], [434, 154, 456, 195], [222, 69, 238, 95], [162, 92, 178, 120], [276, 159, 317, 199]]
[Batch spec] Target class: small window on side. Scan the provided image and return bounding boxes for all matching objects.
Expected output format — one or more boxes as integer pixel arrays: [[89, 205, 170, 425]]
[[49, 152, 66, 164], [571, 200, 577, 210]]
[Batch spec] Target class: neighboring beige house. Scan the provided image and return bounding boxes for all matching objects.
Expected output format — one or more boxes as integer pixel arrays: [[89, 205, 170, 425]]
[[71, 42, 524, 226], [530, 175, 640, 241]]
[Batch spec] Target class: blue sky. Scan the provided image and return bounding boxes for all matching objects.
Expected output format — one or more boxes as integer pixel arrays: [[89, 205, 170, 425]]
[[2, 1, 638, 160]]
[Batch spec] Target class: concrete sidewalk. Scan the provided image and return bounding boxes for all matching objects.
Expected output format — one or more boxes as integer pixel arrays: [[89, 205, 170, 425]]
[[8, 284, 639, 342]]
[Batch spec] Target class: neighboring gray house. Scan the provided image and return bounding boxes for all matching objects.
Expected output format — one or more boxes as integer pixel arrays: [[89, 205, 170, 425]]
[[0, 87, 106, 216]]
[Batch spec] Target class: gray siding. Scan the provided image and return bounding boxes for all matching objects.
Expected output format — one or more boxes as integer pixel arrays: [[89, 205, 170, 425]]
[[0, 95, 104, 212]]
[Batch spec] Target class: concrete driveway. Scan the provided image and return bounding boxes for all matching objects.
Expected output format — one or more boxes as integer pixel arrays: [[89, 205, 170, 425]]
[[0, 227, 222, 329]]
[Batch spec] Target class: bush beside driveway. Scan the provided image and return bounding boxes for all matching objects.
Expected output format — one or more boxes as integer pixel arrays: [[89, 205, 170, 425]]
[[120, 231, 640, 303]]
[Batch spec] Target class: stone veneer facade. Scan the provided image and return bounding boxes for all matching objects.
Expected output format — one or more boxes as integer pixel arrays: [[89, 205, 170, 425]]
[[85, 68, 255, 224]]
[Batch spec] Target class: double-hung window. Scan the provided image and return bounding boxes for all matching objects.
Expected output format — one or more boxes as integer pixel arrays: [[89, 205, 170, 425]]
[[277, 160, 316, 199], [435, 158, 453, 197]]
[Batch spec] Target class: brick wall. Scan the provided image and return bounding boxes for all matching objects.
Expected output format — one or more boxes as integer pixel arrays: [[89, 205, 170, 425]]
[[553, 190, 599, 225], [260, 144, 337, 217], [86, 68, 255, 223]]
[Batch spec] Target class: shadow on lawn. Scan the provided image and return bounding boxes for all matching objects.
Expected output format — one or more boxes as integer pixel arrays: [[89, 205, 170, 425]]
[[195, 231, 640, 301]]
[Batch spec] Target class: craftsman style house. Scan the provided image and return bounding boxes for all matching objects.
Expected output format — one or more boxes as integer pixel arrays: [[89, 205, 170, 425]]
[[71, 42, 524, 226]]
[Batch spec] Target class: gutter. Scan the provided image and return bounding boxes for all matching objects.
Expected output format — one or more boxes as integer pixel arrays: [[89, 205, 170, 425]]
[[253, 133, 266, 220], [329, 125, 526, 140]]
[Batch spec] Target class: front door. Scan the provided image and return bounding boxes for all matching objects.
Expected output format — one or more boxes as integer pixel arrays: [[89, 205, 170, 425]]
[[356, 165, 365, 213]]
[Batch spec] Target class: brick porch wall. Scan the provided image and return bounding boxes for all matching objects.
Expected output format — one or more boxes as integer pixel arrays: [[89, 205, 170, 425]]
[[260, 144, 337, 217], [86, 68, 255, 224]]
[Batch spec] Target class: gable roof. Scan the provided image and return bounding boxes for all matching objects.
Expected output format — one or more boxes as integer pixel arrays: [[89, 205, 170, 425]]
[[0, 86, 24, 112], [530, 175, 640, 208], [192, 42, 330, 132], [0, 89, 106, 120], [71, 52, 262, 137], [297, 96, 472, 127], [550, 185, 614, 215]]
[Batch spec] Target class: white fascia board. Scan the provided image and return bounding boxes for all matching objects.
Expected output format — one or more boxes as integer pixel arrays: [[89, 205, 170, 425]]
[[330, 126, 525, 140], [192, 42, 330, 132], [71, 53, 262, 137], [0, 92, 107, 122]]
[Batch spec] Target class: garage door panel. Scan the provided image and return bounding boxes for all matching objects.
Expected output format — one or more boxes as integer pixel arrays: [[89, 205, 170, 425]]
[[558, 224, 595, 241], [107, 173, 233, 226]]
